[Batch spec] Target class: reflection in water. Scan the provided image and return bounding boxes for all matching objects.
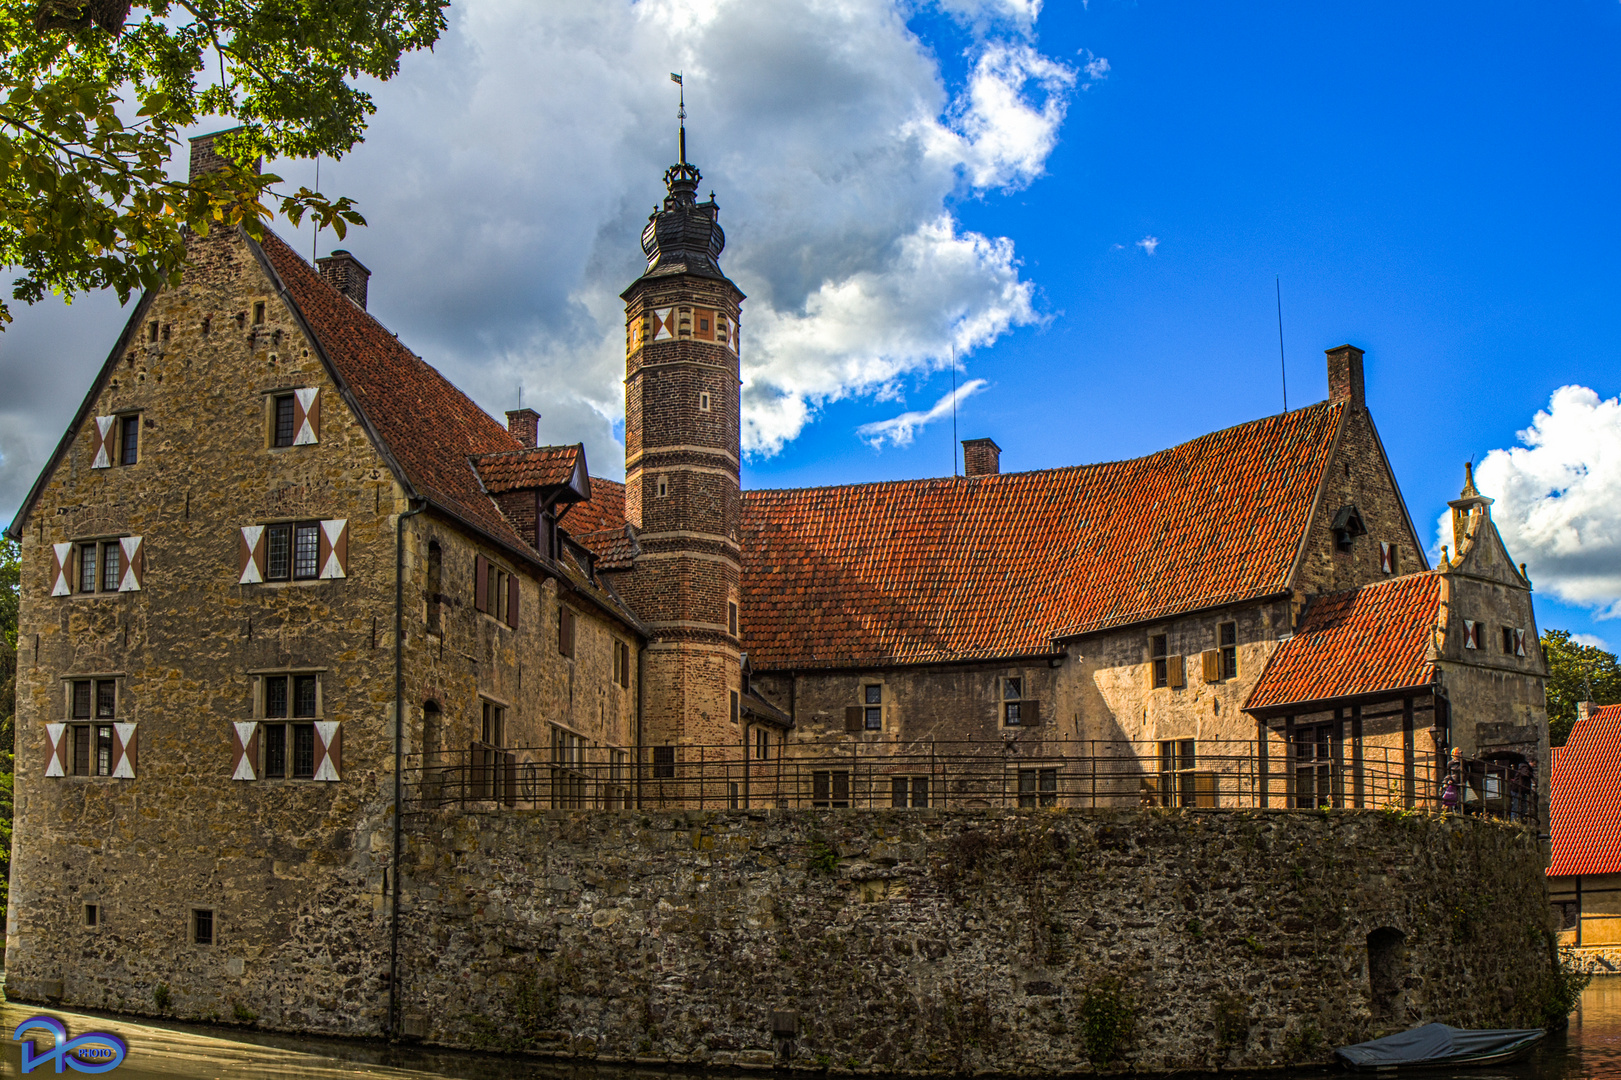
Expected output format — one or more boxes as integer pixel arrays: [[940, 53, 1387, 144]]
[[4, 981, 1621, 1079]]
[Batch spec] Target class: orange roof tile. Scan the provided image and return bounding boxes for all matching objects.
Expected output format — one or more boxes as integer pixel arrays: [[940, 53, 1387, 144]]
[[474, 444, 585, 495], [564, 477, 626, 537], [1244, 573, 1441, 712], [739, 402, 1345, 669], [1550, 704, 1621, 878], [258, 232, 533, 553]]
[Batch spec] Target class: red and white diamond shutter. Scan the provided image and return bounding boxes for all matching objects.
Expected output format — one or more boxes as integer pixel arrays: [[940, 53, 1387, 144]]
[[45, 723, 67, 777], [239, 526, 267, 584], [50, 542, 73, 596], [1463, 619, 1479, 649], [1379, 542, 1394, 574], [231, 722, 259, 780], [1515, 628, 1527, 657], [651, 307, 676, 341], [293, 388, 320, 445], [318, 520, 348, 579], [313, 722, 341, 781], [111, 724, 137, 778], [117, 536, 143, 591], [91, 415, 116, 468]]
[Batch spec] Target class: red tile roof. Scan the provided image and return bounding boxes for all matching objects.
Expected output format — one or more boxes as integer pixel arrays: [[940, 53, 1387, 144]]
[[564, 477, 625, 537], [258, 231, 532, 553], [1550, 704, 1621, 878], [1244, 572, 1441, 712], [474, 444, 585, 495], [254, 231, 645, 632], [739, 402, 1346, 670]]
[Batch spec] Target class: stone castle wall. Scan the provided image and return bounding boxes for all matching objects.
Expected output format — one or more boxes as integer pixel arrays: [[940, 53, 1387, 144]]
[[383, 808, 1554, 1074]]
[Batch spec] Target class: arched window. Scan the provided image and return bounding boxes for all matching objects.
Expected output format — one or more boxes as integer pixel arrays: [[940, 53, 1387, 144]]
[[426, 541, 443, 634], [422, 700, 442, 759]]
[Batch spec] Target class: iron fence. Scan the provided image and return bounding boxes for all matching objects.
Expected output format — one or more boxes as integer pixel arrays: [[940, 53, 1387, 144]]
[[403, 738, 1537, 824]]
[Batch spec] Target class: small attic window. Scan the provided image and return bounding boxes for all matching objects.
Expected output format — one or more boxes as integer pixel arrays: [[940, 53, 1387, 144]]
[[253, 301, 266, 325], [1331, 505, 1367, 553]]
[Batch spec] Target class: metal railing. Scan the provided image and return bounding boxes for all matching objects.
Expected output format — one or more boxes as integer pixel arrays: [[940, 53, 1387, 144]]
[[403, 738, 1538, 824]]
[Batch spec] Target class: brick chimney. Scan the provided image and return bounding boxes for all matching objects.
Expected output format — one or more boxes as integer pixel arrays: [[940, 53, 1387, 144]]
[[962, 438, 1002, 477], [187, 128, 261, 182], [1326, 344, 1365, 407], [1577, 701, 1596, 723], [316, 250, 371, 310], [506, 409, 540, 449]]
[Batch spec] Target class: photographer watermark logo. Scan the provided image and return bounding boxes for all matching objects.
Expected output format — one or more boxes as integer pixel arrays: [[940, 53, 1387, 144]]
[[13, 1015, 127, 1073]]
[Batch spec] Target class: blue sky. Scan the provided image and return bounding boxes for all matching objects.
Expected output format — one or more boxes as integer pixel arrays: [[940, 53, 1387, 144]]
[[1, 0, 1617, 647]]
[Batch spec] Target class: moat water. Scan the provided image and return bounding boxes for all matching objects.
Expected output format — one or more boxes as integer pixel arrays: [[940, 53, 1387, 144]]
[[2, 980, 1619, 1079]]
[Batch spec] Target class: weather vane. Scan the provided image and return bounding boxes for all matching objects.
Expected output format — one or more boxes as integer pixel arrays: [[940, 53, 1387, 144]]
[[671, 71, 686, 164]]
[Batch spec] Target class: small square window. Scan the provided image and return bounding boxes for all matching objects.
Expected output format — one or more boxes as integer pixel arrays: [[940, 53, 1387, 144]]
[[1003, 677, 1022, 700], [700, 392, 712, 411], [656, 477, 669, 498], [253, 301, 266, 325], [865, 685, 882, 705], [192, 908, 214, 946], [84, 904, 99, 927]]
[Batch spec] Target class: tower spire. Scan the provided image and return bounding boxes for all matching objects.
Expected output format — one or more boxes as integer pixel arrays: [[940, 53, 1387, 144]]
[[671, 72, 686, 165]]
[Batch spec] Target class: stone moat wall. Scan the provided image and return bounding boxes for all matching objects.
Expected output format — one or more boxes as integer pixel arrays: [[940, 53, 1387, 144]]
[[393, 807, 1555, 1074]]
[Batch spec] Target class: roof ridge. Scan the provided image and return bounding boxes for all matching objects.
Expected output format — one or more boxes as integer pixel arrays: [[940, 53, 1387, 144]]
[[744, 400, 1345, 497]]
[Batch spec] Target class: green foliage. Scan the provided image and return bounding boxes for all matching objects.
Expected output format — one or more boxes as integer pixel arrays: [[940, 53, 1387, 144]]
[[230, 1000, 255, 1024], [1077, 976, 1134, 1066], [806, 836, 840, 876], [0, 0, 448, 326], [1211, 992, 1251, 1049], [1541, 956, 1592, 1027], [1544, 630, 1621, 747], [152, 982, 170, 1012]]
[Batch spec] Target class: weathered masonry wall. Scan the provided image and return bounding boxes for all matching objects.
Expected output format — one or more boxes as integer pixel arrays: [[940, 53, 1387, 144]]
[[393, 808, 1556, 1075]]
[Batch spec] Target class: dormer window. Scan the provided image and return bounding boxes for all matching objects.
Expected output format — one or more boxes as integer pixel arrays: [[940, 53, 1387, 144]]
[[1331, 505, 1367, 553]]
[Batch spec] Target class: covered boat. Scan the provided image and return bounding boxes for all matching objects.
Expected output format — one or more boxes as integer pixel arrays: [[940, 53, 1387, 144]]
[[1335, 1023, 1546, 1070]]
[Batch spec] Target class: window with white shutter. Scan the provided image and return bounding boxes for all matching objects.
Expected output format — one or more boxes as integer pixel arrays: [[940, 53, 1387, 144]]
[[1379, 541, 1397, 575], [241, 521, 344, 583], [254, 673, 337, 781], [55, 678, 133, 778], [1463, 619, 1480, 649], [60, 537, 142, 594]]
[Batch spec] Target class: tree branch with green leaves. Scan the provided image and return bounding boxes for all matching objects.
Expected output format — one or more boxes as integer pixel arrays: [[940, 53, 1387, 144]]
[[0, 0, 448, 326]]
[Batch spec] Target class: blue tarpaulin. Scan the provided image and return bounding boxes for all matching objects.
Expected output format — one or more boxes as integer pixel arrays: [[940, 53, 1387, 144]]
[[1336, 1023, 1545, 1069]]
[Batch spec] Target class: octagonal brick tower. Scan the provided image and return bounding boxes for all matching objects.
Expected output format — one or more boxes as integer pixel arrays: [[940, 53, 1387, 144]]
[[620, 140, 746, 766]]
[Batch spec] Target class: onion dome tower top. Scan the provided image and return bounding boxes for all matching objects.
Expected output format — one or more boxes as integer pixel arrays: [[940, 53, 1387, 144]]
[[638, 75, 727, 281]]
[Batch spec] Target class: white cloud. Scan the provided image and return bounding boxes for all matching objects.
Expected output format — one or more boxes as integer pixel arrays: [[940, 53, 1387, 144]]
[[1439, 385, 1621, 617], [1081, 52, 1110, 85], [1136, 235, 1159, 255], [858, 377, 988, 449], [0, 0, 1085, 514], [1572, 633, 1613, 651]]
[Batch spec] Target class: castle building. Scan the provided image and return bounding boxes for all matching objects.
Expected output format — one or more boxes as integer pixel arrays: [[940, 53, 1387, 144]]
[[1, 130, 1549, 1026]]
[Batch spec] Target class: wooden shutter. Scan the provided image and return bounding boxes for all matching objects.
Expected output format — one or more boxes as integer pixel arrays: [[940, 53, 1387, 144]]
[[118, 536, 143, 591], [1168, 655, 1186, 688], [293, 387, 320, 444], [112, 723, 137, 778], [45, 723, 68, 777], [239, 526, 267, 584], [652, 307, 676, 341], [506, 573, 519, 629], [318, 519, 348, 579], [313, 721, 341, 781], [1022, 699, 1041, 727], [91, 415, 116, 468], [1201, 649, 1221, 683], [474, 555, 489, 613], [1463, 619, 1477, 649], [558, 607, 576, 657], [844, 706, 863, 732], [50, 542, 73, 596], [1515, 628, 1527, 657], [231, 722, 260, 780], [1379, 542, 1394, 574]]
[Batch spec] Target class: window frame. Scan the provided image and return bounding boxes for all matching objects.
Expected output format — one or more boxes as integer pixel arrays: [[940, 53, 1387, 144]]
[[891, 775, 930, 808], [262, 521, 323, 582], [1002, 676, 1027, 726], [272, 393, 297, 448], [67, 678, 120, 777], [258, 671, 323, 781], [1151, 634, 1169, 689], [191, 908, 215, 947], [74, 538, 129, 594], [117, 413, 140, 466], [862, 684, 883, 731], [1218, 621, 1238, 680], [1017, 768, 1057, 808]]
